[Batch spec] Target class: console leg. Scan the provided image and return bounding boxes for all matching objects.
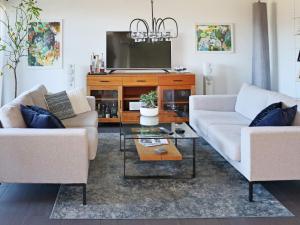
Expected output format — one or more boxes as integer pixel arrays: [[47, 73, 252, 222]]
[[83, 184, 87, 205], [249, 182, 254, 202]]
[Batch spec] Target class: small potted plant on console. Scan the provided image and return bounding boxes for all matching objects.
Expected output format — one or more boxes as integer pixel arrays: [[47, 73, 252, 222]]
[[140, 91, 159, 126]]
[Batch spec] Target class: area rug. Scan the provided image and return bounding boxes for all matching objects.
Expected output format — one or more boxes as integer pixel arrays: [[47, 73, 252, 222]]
[[50, 133, 293, 219]]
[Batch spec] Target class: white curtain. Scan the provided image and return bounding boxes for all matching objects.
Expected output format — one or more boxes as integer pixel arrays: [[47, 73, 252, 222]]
[[252, 1, 271, 90], [0, 3, 5, 106]]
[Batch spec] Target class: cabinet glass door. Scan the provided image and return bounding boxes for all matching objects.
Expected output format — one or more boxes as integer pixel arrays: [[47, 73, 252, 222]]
[[90, 88, 120, 122], [162, 89, 191, 119]]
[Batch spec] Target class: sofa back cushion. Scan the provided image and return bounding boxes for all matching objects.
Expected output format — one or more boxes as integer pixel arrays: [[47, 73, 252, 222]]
[[235, 83, 270, 120], [0, 85, 47, 128], [23, 85, 48, 109], [267, 92, 300, 126], [0, 105, 27, 128], [0, 94, 34, 128]]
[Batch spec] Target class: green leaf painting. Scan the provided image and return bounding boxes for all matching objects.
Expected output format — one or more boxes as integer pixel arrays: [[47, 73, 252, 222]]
[[196, 24, 233, 52], [28, 21, 62, 68]]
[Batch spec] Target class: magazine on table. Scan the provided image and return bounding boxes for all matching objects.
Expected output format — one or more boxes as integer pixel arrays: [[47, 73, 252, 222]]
[[138, 135, 169, 147]]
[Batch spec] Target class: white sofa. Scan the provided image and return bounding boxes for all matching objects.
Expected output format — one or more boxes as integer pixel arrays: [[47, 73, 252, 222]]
[[190, 83, 300, 201], [0, 85, 99, 205]]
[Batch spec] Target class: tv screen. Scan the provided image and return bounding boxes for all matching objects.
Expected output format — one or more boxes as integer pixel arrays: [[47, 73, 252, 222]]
[[106, 32, 171, 70]]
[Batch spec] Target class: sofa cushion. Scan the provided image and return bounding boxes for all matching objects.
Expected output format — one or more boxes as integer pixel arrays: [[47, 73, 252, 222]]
[[45, 91, 76, 120], [249, 102, 282, 127], [192, 110, 251, 138], [67, 88, 91, 115], [20, 105, 65, 129], [62, 111, 98, 128], [267, 92, 300, 126], [0, 104, 27, 128], [235, 83, 270, 120], [207, 124, 244, 161], [14, 93, 34, 106], [0, 94, 34, 128], [254, 105, 297, 127], [26, 85, 48, 109]]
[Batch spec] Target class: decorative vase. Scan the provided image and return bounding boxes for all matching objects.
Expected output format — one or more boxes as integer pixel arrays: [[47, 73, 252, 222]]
[[140, 116, 159, 126], [140, 107, 159, 117]]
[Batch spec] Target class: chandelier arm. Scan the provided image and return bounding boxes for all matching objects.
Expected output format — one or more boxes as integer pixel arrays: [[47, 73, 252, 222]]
[[129, 18, 150, 35], [157, 17, 179, 38], [155, 18, 164, 33], [151, 0, 154, 31]]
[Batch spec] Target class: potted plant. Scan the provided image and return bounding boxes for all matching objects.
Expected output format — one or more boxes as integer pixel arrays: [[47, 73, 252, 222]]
[[0, 0, 42, 98], [140, 90, 158, 117]]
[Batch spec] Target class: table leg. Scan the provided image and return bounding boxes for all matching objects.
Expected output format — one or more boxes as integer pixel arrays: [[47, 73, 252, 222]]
[[193, 138, 196, 178], [123, 137, 126, 177]]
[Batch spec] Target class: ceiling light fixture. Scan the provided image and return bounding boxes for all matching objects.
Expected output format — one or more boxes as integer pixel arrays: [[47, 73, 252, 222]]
[[129, 0, 178, 42]]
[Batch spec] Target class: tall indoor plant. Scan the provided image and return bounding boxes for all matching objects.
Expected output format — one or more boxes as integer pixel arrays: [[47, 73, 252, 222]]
[[0, 0, 41, 98]]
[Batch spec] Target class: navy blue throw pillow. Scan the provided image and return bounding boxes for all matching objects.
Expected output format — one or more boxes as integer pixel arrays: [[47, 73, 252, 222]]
[[254, 105, 298, 127], [27, 105, 65, 128], [249, 102, 282, 127], [20, 105, 65, 129]]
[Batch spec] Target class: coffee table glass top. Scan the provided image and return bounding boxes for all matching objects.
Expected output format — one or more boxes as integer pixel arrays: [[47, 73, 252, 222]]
[[121, 122, 199, 140]]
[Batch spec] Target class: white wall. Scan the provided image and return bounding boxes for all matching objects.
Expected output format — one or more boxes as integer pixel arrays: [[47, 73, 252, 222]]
[[2, 0, 297, 103], [3, 0, 255, 103], [268, 0, 297, 97]]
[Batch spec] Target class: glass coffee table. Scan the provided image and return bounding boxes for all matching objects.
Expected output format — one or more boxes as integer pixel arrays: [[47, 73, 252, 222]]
[[120, 122, 199, 179]]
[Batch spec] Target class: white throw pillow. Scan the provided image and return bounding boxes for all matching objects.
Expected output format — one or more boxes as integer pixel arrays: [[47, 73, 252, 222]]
[[67, 88, 91, 115]]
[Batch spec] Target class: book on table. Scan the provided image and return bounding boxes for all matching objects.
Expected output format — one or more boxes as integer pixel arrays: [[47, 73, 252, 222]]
[[138, 135, 169, 147]]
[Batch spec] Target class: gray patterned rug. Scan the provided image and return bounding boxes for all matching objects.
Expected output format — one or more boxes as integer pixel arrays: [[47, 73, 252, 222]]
[[50, 133, 293, 219]]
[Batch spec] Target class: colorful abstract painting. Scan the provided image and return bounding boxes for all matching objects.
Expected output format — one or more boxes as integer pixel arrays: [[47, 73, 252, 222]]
[[196, 24, 233, 52], [28, 21, 62, 68]]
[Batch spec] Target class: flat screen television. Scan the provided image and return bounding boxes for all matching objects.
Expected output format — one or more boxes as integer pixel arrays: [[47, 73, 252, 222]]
[[106, 31, 171, 71]]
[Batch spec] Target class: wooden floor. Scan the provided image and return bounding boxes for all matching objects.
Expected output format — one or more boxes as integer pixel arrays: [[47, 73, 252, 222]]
[[0, 125, 299, 225]]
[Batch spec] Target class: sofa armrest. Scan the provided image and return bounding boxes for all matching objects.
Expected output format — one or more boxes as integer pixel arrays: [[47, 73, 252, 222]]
[[86, 96, 96, 111], [0, 128, 89, 184], [241, 127, 300, 182], [189, 95, 237, 112]]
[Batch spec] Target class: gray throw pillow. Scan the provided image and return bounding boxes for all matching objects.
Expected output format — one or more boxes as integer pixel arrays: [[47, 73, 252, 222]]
[[44, 91, 75, 120]]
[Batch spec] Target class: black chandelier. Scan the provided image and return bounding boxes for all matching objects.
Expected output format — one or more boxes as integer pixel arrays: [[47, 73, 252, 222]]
[[129, 0, 178, 42]]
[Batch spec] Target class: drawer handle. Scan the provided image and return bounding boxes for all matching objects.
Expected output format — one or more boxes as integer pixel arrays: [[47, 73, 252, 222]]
[[136, 80, 146, 83], [99, 80, 110, 83], [173, 80, 183, 82]]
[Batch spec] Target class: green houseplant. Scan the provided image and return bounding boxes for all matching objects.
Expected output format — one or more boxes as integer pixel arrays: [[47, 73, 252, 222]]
[[0, 0, 42, 98], [140, 90, 158, 117]]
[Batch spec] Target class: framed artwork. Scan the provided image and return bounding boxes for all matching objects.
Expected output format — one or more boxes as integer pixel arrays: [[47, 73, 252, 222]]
[[196, 24, 234, 53], [28, 20, 63, 68]]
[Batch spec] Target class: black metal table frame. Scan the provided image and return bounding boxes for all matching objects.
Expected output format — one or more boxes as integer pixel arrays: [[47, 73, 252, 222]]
[[120, 132, 197, 179]]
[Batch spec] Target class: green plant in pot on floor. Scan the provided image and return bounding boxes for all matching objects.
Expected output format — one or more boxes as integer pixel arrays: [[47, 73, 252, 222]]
[[0, 0, 42, 98]]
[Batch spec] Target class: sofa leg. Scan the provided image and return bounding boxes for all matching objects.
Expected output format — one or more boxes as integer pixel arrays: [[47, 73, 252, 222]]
[[82, 184, 87, 205], [249, 182, 254, 202]]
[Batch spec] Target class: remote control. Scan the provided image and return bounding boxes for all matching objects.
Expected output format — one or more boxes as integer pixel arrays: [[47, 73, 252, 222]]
[[155, 147, 168, 155], [159, 127, 174, 135]]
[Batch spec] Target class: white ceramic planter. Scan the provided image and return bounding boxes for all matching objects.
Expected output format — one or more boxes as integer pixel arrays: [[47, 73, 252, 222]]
[[140, 116, 159, 126], [140, 107, 159, 117]]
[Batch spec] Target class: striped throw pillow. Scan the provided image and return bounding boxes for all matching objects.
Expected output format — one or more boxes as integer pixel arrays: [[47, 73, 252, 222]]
[[44, 91, 75, 120]]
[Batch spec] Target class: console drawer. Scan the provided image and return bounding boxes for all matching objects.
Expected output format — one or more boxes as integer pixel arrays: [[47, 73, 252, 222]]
[[122, 112, 140, 123], [158, 75, 195, 86], [88, 77, 123, 86], [123, 76, 158, 86]]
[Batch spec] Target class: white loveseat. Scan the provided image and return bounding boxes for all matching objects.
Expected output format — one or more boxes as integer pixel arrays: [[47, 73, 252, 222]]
[[0, 85, 99, 205], [190, 83, 300, 201]]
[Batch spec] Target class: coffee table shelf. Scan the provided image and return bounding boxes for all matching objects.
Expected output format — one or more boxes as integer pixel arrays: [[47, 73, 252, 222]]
[[120, 122, 199, 179]]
